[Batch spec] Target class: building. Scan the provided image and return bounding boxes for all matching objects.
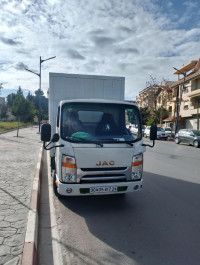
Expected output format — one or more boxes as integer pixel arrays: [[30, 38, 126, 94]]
[[168, 59, 200, 130], [136, 81, 175, 125], [0, 97, 5, 106], [136, 58, 200, 130]]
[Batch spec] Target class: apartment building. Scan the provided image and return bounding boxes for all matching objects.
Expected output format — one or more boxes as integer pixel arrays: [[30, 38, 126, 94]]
[[170, 59, 200, 130], [136, 58, 200, 130], [136, 81, 174, 124]]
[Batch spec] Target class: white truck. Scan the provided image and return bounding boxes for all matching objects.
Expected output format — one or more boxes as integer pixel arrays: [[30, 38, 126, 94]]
[[41, 73, 156, 197]]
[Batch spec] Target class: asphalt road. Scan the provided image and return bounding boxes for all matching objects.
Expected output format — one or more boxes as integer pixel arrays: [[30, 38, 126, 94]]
[[53, 139, 200, 265]]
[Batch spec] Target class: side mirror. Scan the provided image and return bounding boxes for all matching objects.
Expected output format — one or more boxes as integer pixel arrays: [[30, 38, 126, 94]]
[[41, 124, 51, 142], [41, 125, 64, 150], [51, 133, 59, 143], [150, 125, 157, 140]]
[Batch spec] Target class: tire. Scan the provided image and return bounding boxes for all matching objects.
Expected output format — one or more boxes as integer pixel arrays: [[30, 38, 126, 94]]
[[193, 140, 199, 148], [53, 172, 62, 198], [175, 137, 179, 144]]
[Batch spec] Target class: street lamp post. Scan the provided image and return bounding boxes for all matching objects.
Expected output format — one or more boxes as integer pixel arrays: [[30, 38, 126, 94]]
[[173, 67, 186, 134], [25, 56, 56, 132]]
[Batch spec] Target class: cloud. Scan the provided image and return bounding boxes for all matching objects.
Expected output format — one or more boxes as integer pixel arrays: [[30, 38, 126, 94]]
[[14, 62, 29, 70], [0, 37, 21, 46], [0, 0, 200, 100], [115, 47, 139, 55], [91, 36, 116, 47], [67, 49, 85, 60]]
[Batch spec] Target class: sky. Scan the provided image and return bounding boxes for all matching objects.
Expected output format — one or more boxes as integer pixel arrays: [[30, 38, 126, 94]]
[[0, 0, 200, 100]]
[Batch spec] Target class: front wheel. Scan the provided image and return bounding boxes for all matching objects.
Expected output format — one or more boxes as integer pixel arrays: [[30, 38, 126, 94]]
[[175, 137, 179, 144], [53, 173, 62, 198], [193, 140, 199, 148]]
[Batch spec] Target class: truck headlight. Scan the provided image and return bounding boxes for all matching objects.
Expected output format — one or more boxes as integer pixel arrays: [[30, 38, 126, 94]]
[[62, 155, 77, 183], [131, 154, 143, 181]]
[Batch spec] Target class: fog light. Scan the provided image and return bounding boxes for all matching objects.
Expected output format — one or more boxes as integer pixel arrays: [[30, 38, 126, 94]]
[[134, 185, 139, 190], [64, 174, 76, 183], [131, 171, 142, 180], [66, 188, 73, 193]]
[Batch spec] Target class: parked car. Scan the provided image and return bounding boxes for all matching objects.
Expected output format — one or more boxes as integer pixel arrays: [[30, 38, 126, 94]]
[[175, 129, 200, 148], [163, 127, 175, 138], [142, 125, 145, 136], [144, 126, 168, 140], [144, 126, 151, 138], [126, 124, 138, 134], [157, 127, 168, 140]]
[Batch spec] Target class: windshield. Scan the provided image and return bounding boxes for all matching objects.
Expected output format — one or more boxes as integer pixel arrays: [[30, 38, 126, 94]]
[[61, 102, 142, 143], [192, 130, 200, 136], [157, 127, 164, 132]]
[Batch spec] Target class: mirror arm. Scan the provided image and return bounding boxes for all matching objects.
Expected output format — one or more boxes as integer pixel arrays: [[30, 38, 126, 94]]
[[142, 140, 155, 148], [43, 142, 64, 150]]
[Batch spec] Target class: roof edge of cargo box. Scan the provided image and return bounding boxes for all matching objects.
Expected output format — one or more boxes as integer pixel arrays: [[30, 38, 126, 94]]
[[49, 72, 125, 80]]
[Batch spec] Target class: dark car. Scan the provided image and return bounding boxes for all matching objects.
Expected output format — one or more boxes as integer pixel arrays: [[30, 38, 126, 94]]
[[175, 129, 200, 148]]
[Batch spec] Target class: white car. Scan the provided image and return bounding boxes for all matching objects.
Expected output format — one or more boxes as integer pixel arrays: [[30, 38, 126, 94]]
[[144, 126, 168, 140], [144, 126, 151, 138], [157, 127, 168, 140], [126, 124, 138, 135], [163, 127, 175, 138]]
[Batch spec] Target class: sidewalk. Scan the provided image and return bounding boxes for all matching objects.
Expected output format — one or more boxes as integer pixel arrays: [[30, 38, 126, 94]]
[[0, 127, 42, 265]]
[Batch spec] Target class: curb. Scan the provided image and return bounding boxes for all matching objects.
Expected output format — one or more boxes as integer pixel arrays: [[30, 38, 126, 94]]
[[21, 145, 44, 265]]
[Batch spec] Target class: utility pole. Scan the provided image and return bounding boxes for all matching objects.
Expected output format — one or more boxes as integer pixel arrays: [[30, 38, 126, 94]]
[[173, 67, 186, 134], [197, 97, 200, 130], [25, 56, 56, 132]]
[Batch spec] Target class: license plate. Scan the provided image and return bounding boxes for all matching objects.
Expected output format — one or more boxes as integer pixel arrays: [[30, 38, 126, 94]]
[[90, 186, 118, 193]]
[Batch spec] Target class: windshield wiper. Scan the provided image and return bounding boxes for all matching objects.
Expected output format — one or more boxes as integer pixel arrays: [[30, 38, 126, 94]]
[[99, 138, 134, 146], [67, 136, 103, 147]]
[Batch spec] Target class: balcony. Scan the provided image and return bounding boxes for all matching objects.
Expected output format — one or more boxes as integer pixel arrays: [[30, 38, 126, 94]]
[[181, 107, 199, 117], [187, 88, 200, 98], [171, 97, 177, 102]]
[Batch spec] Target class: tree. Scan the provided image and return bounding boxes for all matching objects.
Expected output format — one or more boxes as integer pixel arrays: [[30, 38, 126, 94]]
[[140, 107, 151, 125], [17, 86, 23, 95], [7, 93, 17, 108], [26, 91, 34, 102], [33, 89, 48, 121], [11, 93, 34, 136], [152, 107, 169, 125], [0, 105, 8, 120]]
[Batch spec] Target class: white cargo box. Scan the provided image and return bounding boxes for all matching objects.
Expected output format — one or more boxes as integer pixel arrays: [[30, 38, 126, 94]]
[[49, 73, 125, 133]]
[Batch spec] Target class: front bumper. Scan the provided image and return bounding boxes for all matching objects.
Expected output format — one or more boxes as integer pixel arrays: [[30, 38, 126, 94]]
[[55, 175, 143, 196], [157, 135, 168, 140]]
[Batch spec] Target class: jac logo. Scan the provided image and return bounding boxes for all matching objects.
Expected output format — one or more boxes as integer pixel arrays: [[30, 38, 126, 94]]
[[96, 160, 115, 166]]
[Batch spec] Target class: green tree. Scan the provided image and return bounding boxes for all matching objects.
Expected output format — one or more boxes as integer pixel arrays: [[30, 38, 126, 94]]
[[17, 86, 23, 95], [11, 93, 34, 136], [140, 107, 151, 125], [33, 89, 48, 121], [0, 105, 8, 119], [152, 107, 168, 126], [26, 91, 34, 102], [7, 93, 17, 108]]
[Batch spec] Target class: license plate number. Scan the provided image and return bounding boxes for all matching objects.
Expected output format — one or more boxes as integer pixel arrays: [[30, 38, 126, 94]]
[[90, 186, 117, 193]]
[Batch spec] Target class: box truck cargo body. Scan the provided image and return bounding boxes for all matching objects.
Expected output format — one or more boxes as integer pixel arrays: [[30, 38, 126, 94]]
[[42, 73, 147, 197]]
